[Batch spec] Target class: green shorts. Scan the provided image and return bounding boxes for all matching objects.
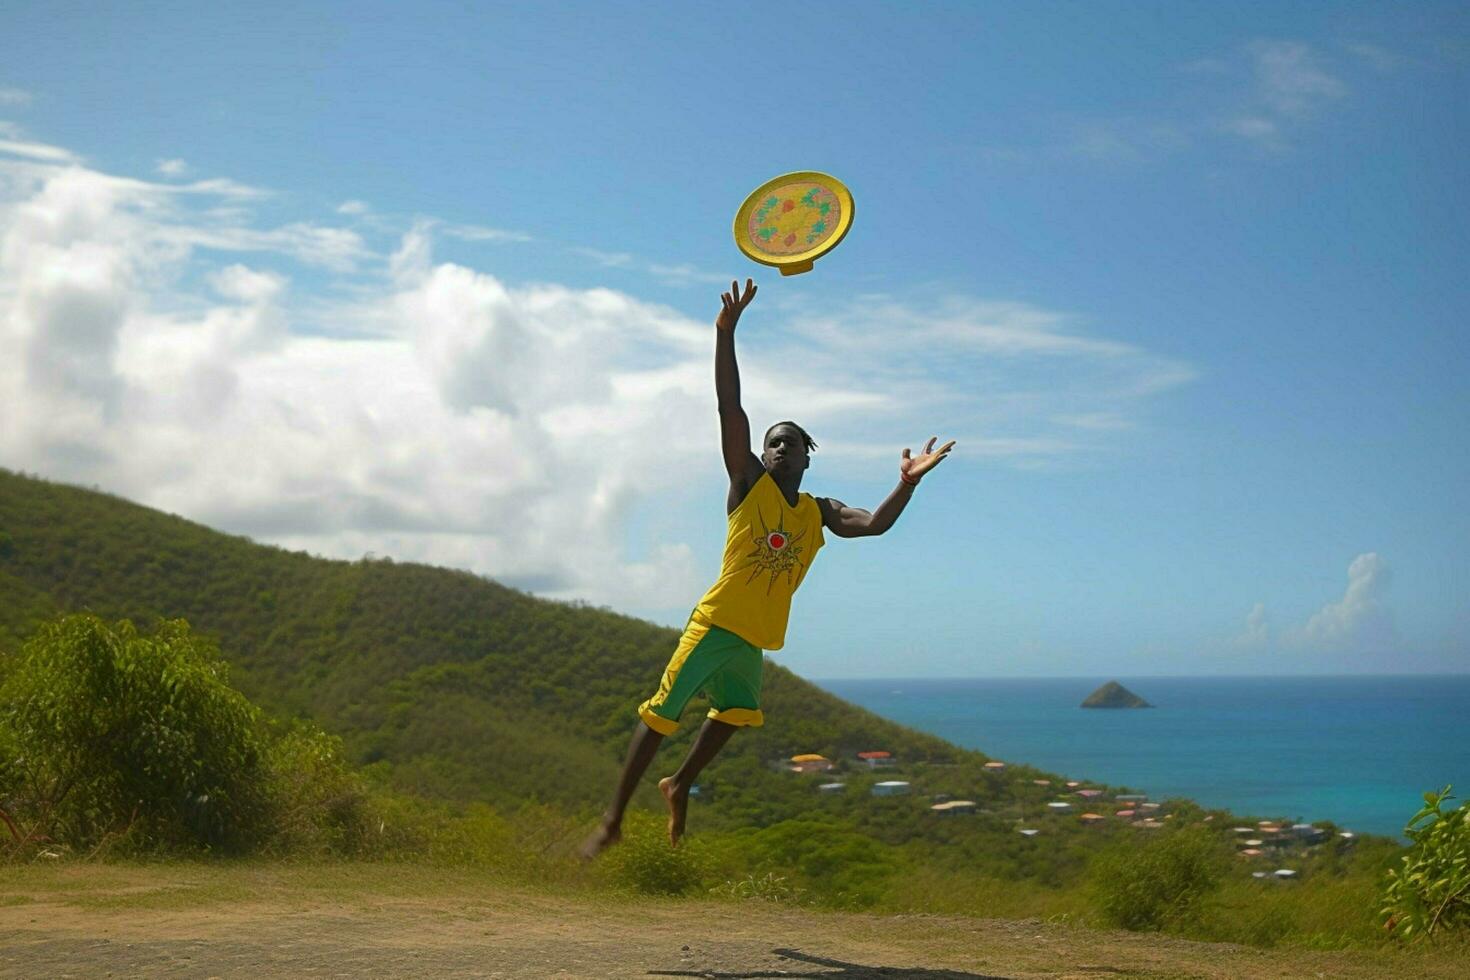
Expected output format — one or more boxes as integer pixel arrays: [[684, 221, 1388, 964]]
[[637, 613, 764, 734]]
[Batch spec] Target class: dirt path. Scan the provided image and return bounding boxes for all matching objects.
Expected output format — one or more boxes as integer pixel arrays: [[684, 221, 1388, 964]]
[[0, 864, 1457, 979]]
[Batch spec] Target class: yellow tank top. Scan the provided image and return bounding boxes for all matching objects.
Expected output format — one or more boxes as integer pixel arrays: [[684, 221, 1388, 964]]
[[694, 471, 826, 650]]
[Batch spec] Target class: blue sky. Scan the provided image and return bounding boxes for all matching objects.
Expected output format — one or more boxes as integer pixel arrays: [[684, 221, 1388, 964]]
[[1, 1, 1465, 676]]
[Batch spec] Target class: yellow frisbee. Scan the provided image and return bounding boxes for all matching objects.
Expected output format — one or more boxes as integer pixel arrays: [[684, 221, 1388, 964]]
[[733, 171, 854, 276]]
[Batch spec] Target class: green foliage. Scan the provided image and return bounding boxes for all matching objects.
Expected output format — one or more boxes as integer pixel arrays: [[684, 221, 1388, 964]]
[[0, 468, 1428, 952], [708, 870, 807, 905], [717, 818, 898, 909], [1088, 825, 1230, 931], [0, 614, 271, 854], [1382, 786, 1470, 941], [259, 722, 385, 857], [599, 811, 708, 896], [0, 613, 400, 860]]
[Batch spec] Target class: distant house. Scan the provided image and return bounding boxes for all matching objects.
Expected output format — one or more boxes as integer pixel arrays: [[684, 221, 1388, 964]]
[[1291, 824, 1326, 843], [1076, 789, 1104, 799], [983, 761, 1006, 772], [871, 781, 909, 797], [1065, 781, 1081, 788], [1079, 813, 1106, 825], [1032, 779, 1051, 787], [790, 754, 834, 773], [1018, 828, 1040, 837], [817, 782, 846, 794], [931, 800, 977, 815], [1115, 809, 1136, 818], [1240, 848, 1264, 857], [1046, 801, 1073, 813], [1115, 794, 1148, 803], [857, 751, 894, 768], [1273, 869, 1298, 880]]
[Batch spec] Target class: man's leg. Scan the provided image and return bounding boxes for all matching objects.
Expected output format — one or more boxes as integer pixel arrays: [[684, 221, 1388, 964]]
[[579, 720, 664, 859], [659, 717, 738, 846]]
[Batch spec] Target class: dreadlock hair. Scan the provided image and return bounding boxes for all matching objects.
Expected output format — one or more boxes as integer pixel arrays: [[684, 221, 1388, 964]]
[[764, 421, 818, 453]]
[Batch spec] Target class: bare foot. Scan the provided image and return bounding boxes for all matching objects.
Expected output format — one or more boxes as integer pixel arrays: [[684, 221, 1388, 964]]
[[658, 777, 689, 847], [578, 821, 621, 861]]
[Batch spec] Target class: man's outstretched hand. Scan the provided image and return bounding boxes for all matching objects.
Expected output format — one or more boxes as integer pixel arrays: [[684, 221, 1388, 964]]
[[716, 278, 758, 332], [901, 437, 956, 484]]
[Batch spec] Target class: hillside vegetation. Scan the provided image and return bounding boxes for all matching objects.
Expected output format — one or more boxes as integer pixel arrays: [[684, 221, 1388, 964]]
[[1, 467, 1444, 948], [0, 469, 1062, 825]]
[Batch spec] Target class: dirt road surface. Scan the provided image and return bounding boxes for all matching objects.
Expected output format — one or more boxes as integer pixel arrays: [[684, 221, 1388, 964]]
[[0, 864, 1458, 979]]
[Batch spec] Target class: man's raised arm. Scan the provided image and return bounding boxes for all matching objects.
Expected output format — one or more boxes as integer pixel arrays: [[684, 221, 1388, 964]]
[[818, 436, 956, 537], [715, 279, 763, 499]]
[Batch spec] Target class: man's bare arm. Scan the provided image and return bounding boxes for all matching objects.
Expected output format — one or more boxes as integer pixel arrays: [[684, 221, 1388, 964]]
[[715, 279, 764, 506], [818, 436, 955, 537]]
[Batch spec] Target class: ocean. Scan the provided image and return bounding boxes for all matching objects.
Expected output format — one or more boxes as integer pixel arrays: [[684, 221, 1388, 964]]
[[813, 675, 1470, 839]]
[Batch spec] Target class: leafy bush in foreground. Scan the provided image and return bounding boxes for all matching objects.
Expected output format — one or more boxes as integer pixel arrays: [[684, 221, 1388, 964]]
[[1382, 786, 1470, 942], [0, 614, 380, 858], [1, 615, 271, 854]]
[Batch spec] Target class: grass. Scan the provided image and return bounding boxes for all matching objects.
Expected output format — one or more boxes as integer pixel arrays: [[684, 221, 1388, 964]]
[[3, 858, 1469, 980]]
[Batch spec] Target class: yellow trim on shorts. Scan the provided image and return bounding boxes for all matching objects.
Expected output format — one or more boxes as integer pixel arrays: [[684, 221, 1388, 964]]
[[708, 707, 764, 727], [638, 705, 680, 735]]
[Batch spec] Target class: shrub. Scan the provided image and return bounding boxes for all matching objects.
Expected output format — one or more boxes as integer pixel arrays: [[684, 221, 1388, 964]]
[[1382, 786, 1470, 941], [0, 613, 398, 860], [600, 811, 708, 896], [260, 722, 383, 857], [0, 615, 271, 855], [722, 819, 898, 909], [1089, 825, 1229, 931]]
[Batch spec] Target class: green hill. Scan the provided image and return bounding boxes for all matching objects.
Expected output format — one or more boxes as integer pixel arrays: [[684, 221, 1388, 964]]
[[0, 470, 1083, 832], [1, 468, 1421, 945]]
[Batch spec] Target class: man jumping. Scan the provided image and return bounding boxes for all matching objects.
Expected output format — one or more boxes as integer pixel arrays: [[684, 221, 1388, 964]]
[[580, 278, 954, 858]]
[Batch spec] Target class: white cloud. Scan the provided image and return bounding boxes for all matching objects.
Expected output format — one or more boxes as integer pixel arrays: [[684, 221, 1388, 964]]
[[1052, 38, 1358, 161], [0, 137, 79, 164], [1237, 601, 1270, 649], [572, 245, 633, 268], [442, 222, 532, 244], [337, 199, 370, 216], [1249, 40, 1347, 117], [0, 88, 33, 106], [1289, 552, 1396, 654], [1228, 554, 1397, 660], [0, 133, 1195, 609], [155, 158, 189, 178], [572, 244, 722, 285], [1216, 41, 1347, 149]]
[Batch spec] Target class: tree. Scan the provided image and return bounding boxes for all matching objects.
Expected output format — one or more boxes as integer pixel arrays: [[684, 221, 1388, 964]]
[[0, 614, 270, 854]]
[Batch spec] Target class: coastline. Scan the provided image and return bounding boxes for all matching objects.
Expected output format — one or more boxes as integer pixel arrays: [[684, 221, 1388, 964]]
[[813, 674, 1470, 840]]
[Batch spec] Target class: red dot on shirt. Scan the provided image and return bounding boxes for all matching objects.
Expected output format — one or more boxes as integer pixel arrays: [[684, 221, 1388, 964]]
[[769, 533, 785, 549]]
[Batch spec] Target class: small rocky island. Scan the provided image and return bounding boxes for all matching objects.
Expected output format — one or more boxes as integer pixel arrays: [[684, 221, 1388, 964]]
[[1081, 680, 1152, 709]]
